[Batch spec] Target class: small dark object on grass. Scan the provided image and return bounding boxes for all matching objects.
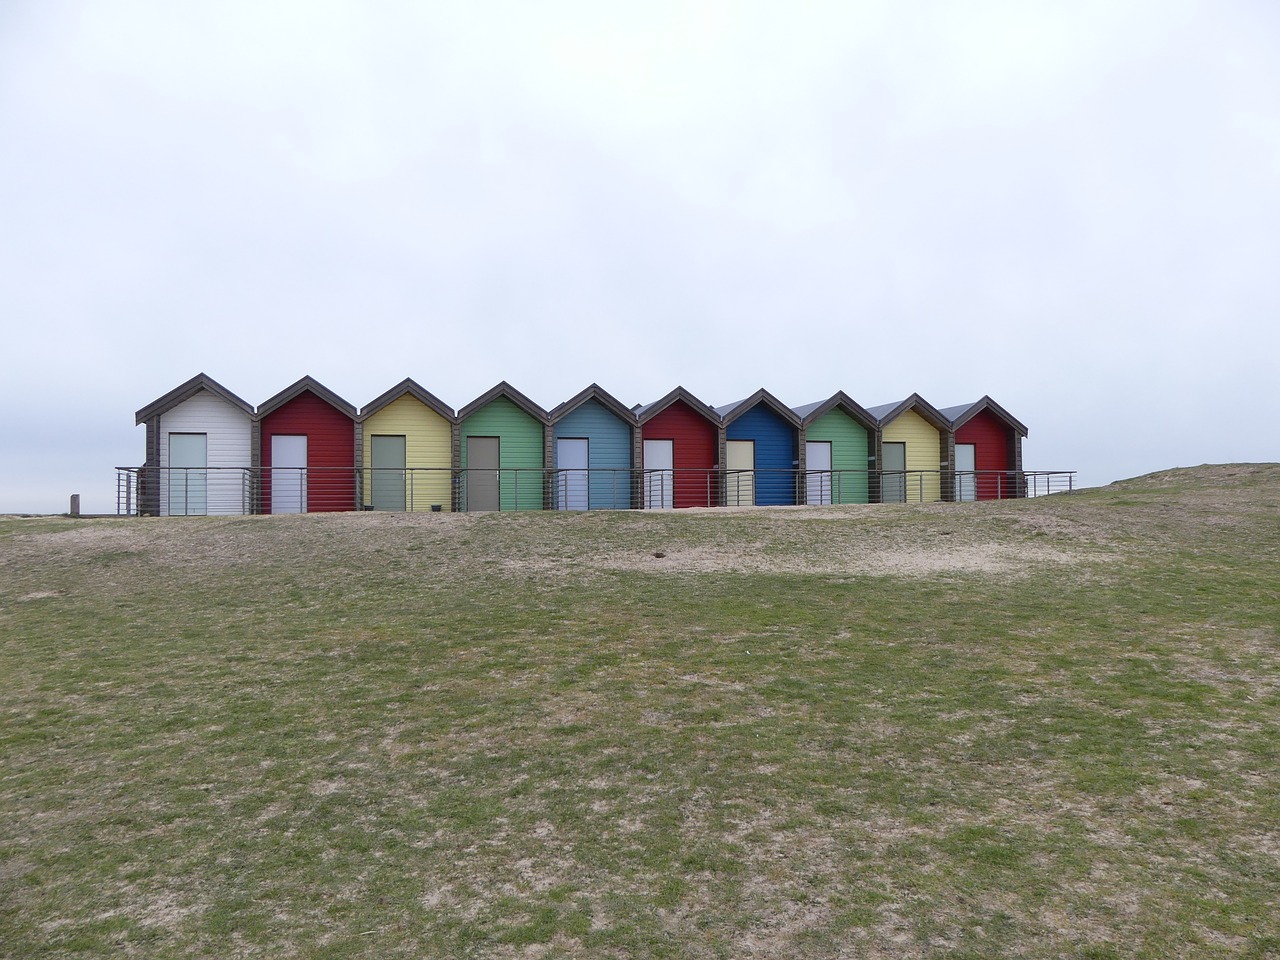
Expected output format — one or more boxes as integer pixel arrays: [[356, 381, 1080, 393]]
[[653, 551, 666, 558]]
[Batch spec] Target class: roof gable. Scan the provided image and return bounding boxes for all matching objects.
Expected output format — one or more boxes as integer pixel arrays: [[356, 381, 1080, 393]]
[[792, 391, 877, 431], [548, 383, 637, 426], [359, 378, 455, 423], [716, 388, 801, 429], [457, 381, 548, 423], [633, 386, 721, 426], [944, 395, 1029, 437], [135, 372, 254, 424], [256, 376, 357, 421], [867, 393, 950, 432]]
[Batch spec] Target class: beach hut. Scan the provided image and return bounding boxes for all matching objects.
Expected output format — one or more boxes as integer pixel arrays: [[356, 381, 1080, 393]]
[[634, 387, 720, 508], [135, 373, 254, 516], [792, 391, 878, 505], [715, 389, 801, 506], [547, 384, 636, 511], [358, 379, 456, 512], [456, 382, 547, 511], [865, 394, 951, 503], [257, 376, 358, 514], [939, 396, 1028, 500]]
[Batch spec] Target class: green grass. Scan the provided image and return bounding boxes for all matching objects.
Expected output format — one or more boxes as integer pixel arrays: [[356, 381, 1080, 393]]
[[2, 464, 1279, 957]]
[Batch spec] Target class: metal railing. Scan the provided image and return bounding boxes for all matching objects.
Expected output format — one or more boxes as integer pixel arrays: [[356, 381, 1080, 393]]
[[116, 466, 1076, 515]]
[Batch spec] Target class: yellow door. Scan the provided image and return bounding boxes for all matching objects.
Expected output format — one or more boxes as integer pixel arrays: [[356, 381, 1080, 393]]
[[726, 440, 755, 506]]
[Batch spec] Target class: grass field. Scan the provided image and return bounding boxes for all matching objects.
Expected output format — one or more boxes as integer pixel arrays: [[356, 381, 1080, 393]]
[[2, 464, 1278, 958]]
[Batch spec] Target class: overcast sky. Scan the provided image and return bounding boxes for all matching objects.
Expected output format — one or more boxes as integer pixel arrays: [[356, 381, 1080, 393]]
[[2, 1, 1277, 514]]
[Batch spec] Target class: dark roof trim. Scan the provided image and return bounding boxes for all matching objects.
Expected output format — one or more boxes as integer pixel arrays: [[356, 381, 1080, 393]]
[[633, 386, 721, 427], [359, 378, 455, 423], [456, 381, 549, 422], [867, 393, 951, 433], [135, 372, 254, 424], [945, 395, 1029, 437], [792, 391, 877, 431], [716, 388, 802, 429], [256, 376, 357, 420], [548, 383, 637, 426]]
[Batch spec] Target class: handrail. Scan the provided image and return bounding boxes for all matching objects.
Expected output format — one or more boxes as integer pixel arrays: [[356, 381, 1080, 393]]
[[115, 466, 1077, 515]]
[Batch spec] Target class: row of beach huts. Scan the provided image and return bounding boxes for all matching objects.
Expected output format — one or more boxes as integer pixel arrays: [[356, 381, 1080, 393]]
[[122, 373, 1067, 516]]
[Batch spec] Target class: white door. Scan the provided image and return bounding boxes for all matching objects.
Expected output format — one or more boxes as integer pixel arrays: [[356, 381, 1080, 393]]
[[726, 440, 755, 506], [955, 443, 976, 502], [556, 438, 589, 511], [168, 433, 207, 516], [643, 439, 673, 509], [272, 435, 307, 514], [805, 441, 832, 506]]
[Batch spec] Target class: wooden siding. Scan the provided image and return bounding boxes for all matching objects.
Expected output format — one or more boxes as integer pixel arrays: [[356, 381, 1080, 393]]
[[804, 408, 870, 504], [641, 400, 717, 508], [157, 390, 253, 516], [259, 391, 357, 513], [725, 403, 797, 506], [459, 396, 544, 511], [361, 394, 452, 512], [553, 398, 632, 510], [882, 409, 942, 503], [955, 408, 1014, 500]]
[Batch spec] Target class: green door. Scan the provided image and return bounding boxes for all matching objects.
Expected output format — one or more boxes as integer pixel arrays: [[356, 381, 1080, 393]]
[[371, 435, 407, 511], [169, 433, 207, 516]]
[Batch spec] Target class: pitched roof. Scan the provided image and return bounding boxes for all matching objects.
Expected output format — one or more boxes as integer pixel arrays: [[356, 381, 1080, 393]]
[[791, 391, 877, 431], [715, 388, 801, 429], [633, 386, 721, 426], [256, 376, 357, 420], [456, 381, 548, 422], [941, 395, 1029, 436], [866, 393, 950, 432], [548, 383, 637, 425], [135, 372, 254, 424], [359, 378, 455, 423]]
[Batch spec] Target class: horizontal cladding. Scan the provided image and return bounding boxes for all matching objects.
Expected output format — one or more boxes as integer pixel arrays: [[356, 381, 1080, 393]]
[[805, 409, 870, 504], [642, 400, 717, 508], [460, 396, 544, 511], [956, 408, 1012, 499], [554, 399, 633, 509], [883, 409, 942, 503], [362, 395, 453, 512], [158, 390, 254, 516], [726, 405, 797, 506], [260, 391, 356, 513]]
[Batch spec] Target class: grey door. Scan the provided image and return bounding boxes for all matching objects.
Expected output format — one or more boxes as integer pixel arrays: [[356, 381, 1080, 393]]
[[467, 436, 500, 511], [371, 435, 407, 511], [882, 442, 906, 503]]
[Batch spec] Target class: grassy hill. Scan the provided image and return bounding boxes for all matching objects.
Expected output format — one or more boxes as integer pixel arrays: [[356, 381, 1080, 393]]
[[2, 465, 1278, 958]]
